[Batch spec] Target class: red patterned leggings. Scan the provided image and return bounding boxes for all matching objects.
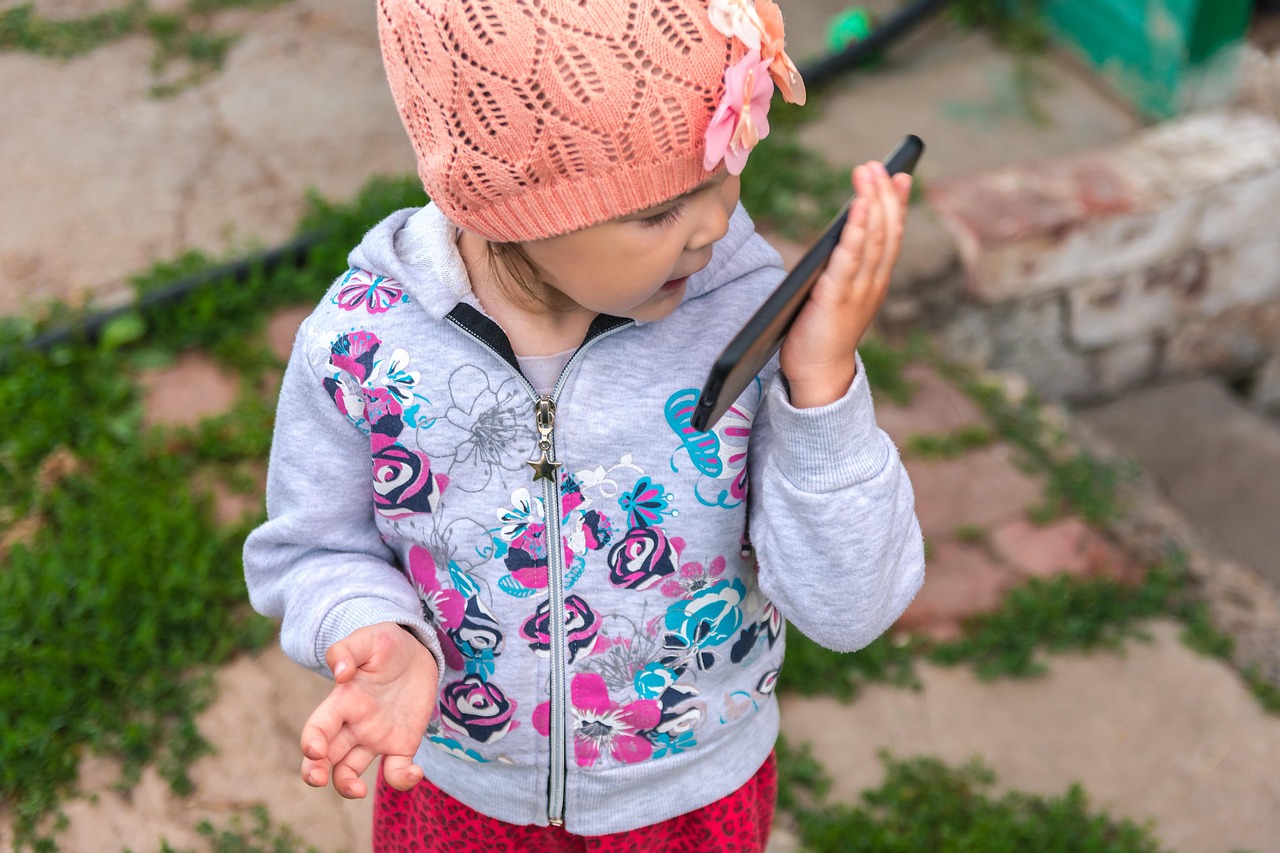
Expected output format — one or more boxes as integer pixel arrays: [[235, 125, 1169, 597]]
[[372, 752, 777, 853]]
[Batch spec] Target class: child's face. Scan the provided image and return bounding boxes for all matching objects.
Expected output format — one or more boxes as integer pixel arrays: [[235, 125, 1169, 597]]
[[519, 172, 741, 324]]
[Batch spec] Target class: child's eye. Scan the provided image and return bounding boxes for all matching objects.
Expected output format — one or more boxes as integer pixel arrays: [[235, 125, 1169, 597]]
[[640, 203, 685, 228]]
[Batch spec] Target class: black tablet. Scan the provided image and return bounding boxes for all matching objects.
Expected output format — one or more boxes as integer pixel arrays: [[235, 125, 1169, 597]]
[[690, 134, 925, 433]]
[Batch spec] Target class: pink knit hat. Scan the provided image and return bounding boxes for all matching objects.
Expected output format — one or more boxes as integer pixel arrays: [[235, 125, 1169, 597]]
[[377, 0, 805, 242]]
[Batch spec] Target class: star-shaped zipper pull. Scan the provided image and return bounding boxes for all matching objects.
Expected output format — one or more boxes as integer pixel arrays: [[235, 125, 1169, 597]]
[[528, 397, 561, 483]]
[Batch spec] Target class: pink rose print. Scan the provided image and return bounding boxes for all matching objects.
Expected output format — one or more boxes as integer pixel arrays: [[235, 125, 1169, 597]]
[[607, 527, 680, 590], [372, 444, 445, 518], [519, 595, 601, 664], [533, 673, 660, 767], [438, 675, 518, 744]]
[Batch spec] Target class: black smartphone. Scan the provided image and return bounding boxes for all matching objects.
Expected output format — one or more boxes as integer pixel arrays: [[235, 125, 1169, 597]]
[[690, 134, 925, 433]]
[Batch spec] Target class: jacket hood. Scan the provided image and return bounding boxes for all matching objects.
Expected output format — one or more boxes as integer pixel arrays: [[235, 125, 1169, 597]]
[[346, 201, 781, 323]]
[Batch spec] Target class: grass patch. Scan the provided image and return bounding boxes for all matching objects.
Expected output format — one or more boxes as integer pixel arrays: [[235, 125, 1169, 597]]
[[780, 545, 1280, 717], [779, 630, 921, 702], [0, 1, 147, 57], [0, 176, 428, 851], [858, 337, 919, 406], [927, 567, 1179, 680], [0, 0, 291, 96], [776, 739, 1172, 853], [954, 523, 988, 544], [904, 424, 995, 460], [152, 805, 321, 853], [738, 96, 852, 240], [956, 371, 1137, 527]]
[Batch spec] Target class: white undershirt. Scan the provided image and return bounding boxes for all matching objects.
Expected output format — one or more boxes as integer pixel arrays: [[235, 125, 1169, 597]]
[[516, 348, 576, 397]]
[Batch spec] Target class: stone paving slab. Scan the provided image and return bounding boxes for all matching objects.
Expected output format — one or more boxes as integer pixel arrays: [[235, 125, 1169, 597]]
[[1079, 378, 1280, 586], [780, 620, 1280, 853], [12, 644, 376, 853], [0, 0, 416, 316]]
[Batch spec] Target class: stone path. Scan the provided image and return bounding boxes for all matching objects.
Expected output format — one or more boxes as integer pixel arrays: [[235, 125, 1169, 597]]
[[6, 1, 1280, 851]]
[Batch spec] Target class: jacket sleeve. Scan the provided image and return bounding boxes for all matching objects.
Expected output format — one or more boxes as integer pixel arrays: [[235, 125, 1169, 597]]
[[242, 318, 445, 678], [746, 353, 925, 652]]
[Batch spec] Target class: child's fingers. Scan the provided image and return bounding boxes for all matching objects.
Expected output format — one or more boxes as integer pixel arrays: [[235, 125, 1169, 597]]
[[332, 744, 378, 799], [894, 172, 912, 204], [859, 166, 887, 285], [872, 170, 907, 284], [824, 165, 873, 286], [326, 631, 373, 683], [301, 754, 330, 788], [301, 694, 348, 761], [383, 754, 425, 791], [301, 715, 357, 787]]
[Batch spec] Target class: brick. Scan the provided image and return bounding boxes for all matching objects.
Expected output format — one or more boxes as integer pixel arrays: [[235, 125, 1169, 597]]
[[1256, 355, 1280, 416], [939, 306, 996, 369], [930, 112, 1280, 305], [1088, 338, 1160, 399], [876, 364, 987, 445], [1115, 111, 1280, 201], [137, 351, 239, 429], [894, 541, 1016, 640], [1165, 301, 1280, 377], [982, 294, 1095, 401], [1066, 250, 1208, 350], [990, 517, 1140, 583], [908, 443, 1044, 542], [1201, 234, 1280, 316], [929, 154, 1145, 302], [1021, 200, 1201, 296], [1193, 168, 1280, 249]]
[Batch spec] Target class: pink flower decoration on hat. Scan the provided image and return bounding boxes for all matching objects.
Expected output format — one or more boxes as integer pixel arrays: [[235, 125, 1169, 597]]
[[707, 0, 765, 51], [756, 0, 806, 105], [704, 52, 775, 175]]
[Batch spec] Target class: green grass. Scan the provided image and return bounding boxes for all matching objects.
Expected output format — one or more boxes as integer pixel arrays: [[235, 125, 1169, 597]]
[[954, 370, 1138, 527], [776, 739, 1172, 853], [927, 567, 1179, 680], [779, 552, 1246, 692], [151, 805, 322, 853], [0, 176, 428, 851], [779, 629, 922, 702], [739, 105, 851, 239], [904, 424, 996, 460], [0, 0, 291, 96]]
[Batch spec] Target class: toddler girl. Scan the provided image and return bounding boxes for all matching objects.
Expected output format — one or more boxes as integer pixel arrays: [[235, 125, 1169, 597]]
[[244, 0, 924, 849]]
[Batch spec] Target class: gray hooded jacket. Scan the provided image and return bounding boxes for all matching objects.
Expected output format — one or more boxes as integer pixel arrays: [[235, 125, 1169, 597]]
[[243, 201, 924, 835]]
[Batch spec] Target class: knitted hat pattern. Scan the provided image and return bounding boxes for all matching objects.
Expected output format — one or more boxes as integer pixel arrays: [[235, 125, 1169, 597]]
[[377, 0, 752, 242]]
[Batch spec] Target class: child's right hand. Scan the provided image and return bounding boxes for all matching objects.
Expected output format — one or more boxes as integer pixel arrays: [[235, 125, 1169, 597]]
[[300, 622, 439, 798]]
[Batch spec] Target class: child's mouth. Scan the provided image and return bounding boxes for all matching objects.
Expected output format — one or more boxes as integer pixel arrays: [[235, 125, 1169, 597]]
[[660, 275, 689, 292]]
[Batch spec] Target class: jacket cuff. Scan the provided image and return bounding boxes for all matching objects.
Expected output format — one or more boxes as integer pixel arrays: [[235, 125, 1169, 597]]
[[768, 351, 892, 492], [316, 598, 446, 680]]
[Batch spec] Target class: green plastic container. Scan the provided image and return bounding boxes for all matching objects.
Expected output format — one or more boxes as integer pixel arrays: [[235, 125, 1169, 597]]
[[1039, 0, 1254, 118]]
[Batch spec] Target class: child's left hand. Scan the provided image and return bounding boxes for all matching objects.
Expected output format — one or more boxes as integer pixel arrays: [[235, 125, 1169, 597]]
[[780, 160, 912, 408]]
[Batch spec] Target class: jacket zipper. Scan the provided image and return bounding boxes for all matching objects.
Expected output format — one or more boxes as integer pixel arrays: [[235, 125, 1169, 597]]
[[531, 395, 569, 826], [445, 310, 631, 827]]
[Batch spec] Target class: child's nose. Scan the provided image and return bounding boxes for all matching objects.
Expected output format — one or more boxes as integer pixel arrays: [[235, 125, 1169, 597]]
[[686, 194, 731, 252]]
